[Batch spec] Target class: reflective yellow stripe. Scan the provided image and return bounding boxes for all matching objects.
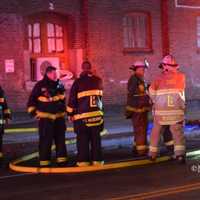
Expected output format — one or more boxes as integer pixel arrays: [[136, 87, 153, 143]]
[[56, 157, 68, 163], [77, 90, 103, 99], [149, 146, 158, 153], [76, 162, 90, 167], [74, 111, 103, 120], [38, 95, 65, 102], [126, 106, 150, 113], [155, 110, 184, 116], [86, 119, 104, 127], [27, 106, 36, 113], [4, 109, 11, 114], [66, 106, 73, 113], [40, 160, 51, 166], [92, 161, 104, 166], [36, 111, 65, 120], [165, 140, 174, 146], [0, 98, 5, 103], [175, 145, 185, 152], [136, 145, 148, 151], [0, 152, 3, 158]]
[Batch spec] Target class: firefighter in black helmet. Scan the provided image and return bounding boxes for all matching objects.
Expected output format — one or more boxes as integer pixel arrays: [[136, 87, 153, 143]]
[[0, 87, 11, 166], [27, 66, 67, 167], [67, 61, 104, 167]]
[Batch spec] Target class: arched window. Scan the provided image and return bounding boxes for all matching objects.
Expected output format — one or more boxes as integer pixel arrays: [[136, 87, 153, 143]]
[[26, 12, 68, 81]]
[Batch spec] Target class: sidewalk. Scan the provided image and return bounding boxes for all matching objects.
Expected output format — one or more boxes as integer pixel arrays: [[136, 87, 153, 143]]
[[4, 105, 200, 147]]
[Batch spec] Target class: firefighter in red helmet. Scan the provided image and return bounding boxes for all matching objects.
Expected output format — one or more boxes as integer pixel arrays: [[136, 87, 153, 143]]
[[67, 61, 104, 167]]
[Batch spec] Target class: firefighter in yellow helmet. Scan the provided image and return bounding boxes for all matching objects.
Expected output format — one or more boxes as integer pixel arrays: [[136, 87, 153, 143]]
[[149, 55, 186, 163], [125, 60, 151, 156]]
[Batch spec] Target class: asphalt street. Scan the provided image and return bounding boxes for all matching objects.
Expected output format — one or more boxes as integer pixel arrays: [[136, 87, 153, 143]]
[[0, 155, 200, 200]]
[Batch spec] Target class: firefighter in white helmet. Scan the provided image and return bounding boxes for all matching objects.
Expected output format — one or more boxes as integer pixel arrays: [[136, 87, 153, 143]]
[[149, 55, 186, 163], [125, 60, 151, 156]]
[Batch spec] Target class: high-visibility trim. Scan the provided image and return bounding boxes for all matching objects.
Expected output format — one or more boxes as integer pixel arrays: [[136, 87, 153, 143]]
[[77, 90, 103, 99], [175, 145, 186, 152], [4, 109, 11, 114], [77, 162, 91, 167], [159, 121, 182, 125], [149, 88, 157, 96], [40, 160, 51, 166], [86, 119, 104, 127], [0, 119, 5, 124], [149, 146, 159, 153], [38, 95, 65, 103], [36, 111, 65, 120], [155, 110, 184, 116], [126, 106, 150, 113], [56, 157, 68, 163], [133, 94, 147, 97], [86, 116, 102, 123], [27, 106, 36, 113], [154, 89, 185, 96], [92, 161, 104, 166], [66, 106, 73, 113], [165, 140, 174, 146], [136, 145, 148, 151], [0, 152, 3, 158], [74, 111, 103, 121], [0, 98, 5, 103]]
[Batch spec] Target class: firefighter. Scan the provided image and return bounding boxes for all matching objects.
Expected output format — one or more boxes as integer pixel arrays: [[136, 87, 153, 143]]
[[158, 63, 174, 155], [27, 66, 67, 167], [67, 61, 104, 167], [125, 61, 151, 156], [149, 55, 186, 163], [0, 87, 11, 166]]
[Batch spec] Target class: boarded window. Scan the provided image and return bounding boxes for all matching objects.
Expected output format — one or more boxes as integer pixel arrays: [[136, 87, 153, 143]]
[[47, 23, 64, 53], [28, 23, 41, 53], [197, 17, 200, 48], [123, 12, 152, 52]]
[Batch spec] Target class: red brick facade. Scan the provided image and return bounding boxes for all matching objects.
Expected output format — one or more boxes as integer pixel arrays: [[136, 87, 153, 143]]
[[0, 0, 199, 110]]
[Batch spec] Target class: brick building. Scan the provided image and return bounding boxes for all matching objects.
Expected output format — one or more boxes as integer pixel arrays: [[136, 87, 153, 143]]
[[0, 0, 200, 110]]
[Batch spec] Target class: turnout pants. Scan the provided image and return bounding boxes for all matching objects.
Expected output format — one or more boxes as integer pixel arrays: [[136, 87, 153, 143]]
[[38, 118, 67, 166], [76, 124, 103, 163], [149, 120, 185, 158], [163, 126, 174, 152], [132, 112, 148, 155]]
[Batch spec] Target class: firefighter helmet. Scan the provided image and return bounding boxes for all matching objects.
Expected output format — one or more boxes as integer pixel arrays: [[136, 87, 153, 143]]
[[130, 60, 148, 71], [160, 55, 179, 71], [162, 55, 179, 67]]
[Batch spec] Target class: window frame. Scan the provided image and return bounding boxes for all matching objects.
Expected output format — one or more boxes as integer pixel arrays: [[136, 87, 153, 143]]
[[196, 16, 200, 52], [25, 12, 68, 58], [122, 11, 153, 53]]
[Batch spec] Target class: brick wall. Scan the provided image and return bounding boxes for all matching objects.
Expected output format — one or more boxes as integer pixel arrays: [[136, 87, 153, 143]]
[[169, 0, 200, 100], [87, 0, 163, 104], [0, 13, 27, 110], [0, 0, 200, 110], [0, 0, 83, 110]]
